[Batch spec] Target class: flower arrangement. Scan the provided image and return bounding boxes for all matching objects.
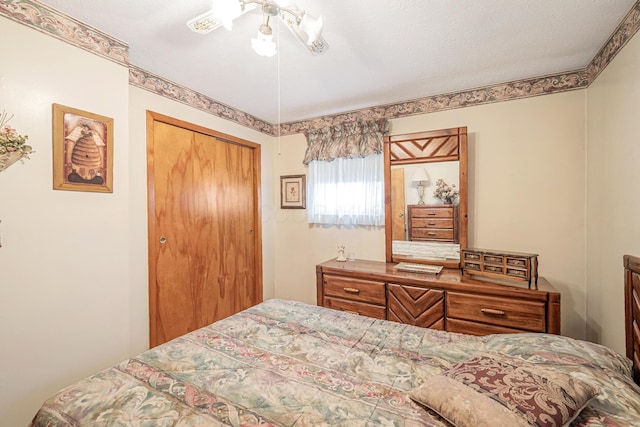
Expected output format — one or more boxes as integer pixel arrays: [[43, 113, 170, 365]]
[[433, 178, 458, 204], [0, 110, 32, 158]]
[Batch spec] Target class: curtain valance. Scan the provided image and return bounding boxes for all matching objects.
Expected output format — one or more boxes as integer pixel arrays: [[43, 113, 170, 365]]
[[302, 119, 389, 165]]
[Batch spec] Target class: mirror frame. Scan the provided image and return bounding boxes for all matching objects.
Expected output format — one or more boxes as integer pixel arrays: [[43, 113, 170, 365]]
[[384, 126, 468, 268]]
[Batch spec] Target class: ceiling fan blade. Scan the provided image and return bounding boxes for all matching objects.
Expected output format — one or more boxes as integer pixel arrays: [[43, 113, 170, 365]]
[[186, 3, 258, 35], [280, 12, 329, 55]]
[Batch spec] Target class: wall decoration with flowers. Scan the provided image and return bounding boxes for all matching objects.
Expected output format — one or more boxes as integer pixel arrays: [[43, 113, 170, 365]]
[[280, 174, 306, 209], [0, 110, 33, 173]]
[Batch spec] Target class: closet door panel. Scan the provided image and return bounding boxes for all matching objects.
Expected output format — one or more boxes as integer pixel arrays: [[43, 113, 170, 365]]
[[148, 114, 261, 348], [194, 132, 258, 322]]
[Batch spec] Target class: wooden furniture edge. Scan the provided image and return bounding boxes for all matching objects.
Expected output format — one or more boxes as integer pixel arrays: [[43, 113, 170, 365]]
[[316, 264, 324, 305], [547, 300, 561, 334], [624, 254, 640, 385]]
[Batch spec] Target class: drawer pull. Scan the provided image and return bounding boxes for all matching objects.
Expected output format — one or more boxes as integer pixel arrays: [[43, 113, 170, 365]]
[[427, 212, 437, 216], [428, 222, 437, 226], [481, 308, 506, 316], [343, 287, 360, 294], [427, 232, 436, 236], [345, 310, 360, 315]]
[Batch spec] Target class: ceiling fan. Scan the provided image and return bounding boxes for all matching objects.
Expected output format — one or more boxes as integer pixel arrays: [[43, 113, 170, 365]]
[[187, 0, 329, 57]]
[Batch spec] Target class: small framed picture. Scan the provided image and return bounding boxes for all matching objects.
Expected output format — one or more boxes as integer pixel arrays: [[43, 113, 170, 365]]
[[52, 103, 114, 193], [280, 174, 306, 209]]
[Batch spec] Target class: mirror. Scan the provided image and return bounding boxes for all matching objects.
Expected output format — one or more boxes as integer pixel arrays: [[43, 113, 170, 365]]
[[384, 127, 468, 268]]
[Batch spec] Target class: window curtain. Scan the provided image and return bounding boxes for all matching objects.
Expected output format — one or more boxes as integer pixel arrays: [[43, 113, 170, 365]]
[[304, 119, 389, 226], [303, 119, 389, 165]]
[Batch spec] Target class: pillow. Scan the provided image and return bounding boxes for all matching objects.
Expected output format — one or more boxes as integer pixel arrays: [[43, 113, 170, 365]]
[[409, 352, 599, 427]]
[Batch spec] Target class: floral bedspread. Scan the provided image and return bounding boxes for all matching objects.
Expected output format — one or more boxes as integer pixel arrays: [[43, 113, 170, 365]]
[[31, 299, 640, 426]]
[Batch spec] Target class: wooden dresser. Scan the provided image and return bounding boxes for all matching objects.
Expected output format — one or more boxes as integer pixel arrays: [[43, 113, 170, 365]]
[[407, 204, 459, 243], [317, 258, 560, 335]]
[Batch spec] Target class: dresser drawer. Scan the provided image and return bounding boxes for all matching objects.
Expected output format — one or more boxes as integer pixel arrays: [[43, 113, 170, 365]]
[[446, 318, 524, 336], [483, 264, 504, 274], [507, 257, 529, 268], [411, 207, 454, 218], [411, 228, 454, 240], [411, 218, 454, 229], [463, 261, 481, 271], [446, 292, 546, 332], [483, 254, 503, 264], [463, 252, 481, 261], [323, 297, 387, 319], [506, 268, 527, 279], [323, 275, 386, 305]]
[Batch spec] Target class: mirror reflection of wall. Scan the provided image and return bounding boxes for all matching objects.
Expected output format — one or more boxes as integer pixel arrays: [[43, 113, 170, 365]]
[[396, 161, 460, 207]]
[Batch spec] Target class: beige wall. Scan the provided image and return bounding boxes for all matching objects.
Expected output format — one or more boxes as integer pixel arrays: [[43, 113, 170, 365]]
[[272, 134, 386, 303], [0, 17, 275, 425], [274, 91, 588, 340], [586, 32, 640, 352], [0, 17, 130, 425]]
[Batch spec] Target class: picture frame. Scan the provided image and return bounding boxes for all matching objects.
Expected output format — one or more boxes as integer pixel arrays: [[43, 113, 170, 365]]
[[52, 103, 114, 193], [280, 174, 306, 209]]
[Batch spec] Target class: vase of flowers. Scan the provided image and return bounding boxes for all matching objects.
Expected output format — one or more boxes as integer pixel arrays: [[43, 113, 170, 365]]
[[0, 110, 32, 172], [433, 178, 458, 204]]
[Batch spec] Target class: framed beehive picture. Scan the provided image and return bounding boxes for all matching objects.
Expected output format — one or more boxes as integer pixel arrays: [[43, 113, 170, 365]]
[[52, 103, 114, 193]]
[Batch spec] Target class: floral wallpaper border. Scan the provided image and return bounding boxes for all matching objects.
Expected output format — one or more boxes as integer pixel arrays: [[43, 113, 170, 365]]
[[1, 0, 639, 137], [0, 0, 128, 66], [281, 70, 590, 136], [129, 66, 275, 135], [587, 1, 640, 82]]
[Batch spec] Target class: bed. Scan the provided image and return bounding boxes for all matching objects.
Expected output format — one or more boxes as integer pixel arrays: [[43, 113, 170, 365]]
[[32, 270, 640, 426]]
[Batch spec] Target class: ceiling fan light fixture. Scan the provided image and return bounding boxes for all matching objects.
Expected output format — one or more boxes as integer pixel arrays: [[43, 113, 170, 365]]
[[251, 24, 277, 57], [189, 0, 328, 56]]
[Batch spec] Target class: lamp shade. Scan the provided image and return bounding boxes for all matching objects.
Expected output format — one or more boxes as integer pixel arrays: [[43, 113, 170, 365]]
[[411, 168, 429, 183], [251, 31, 277, 57]]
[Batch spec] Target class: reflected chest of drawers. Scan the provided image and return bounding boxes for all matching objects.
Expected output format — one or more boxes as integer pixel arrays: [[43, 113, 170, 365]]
[[407, 204, 459, 243]]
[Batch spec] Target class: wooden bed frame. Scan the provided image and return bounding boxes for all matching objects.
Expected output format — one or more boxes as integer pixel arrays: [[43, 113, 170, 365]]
[[624, 254, 640, 385]]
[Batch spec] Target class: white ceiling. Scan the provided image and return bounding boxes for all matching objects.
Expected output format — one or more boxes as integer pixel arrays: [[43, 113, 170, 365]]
[[39, 0, 636, 124]]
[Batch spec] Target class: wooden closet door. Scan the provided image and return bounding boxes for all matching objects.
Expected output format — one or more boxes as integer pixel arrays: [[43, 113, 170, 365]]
[[147, 112, 262, 347], [391, 168, 406, 241]]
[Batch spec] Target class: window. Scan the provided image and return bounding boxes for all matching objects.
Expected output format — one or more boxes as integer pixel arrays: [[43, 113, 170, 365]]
[[307, 154, 384, 226]]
